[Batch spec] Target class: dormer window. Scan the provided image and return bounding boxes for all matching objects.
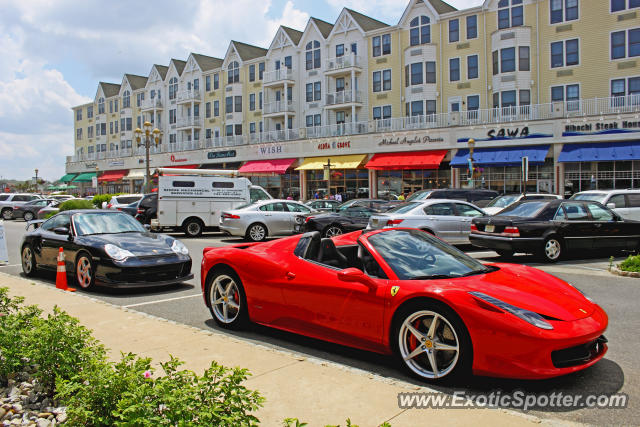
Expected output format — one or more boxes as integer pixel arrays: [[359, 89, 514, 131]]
[[168, 77, 178, 100], [410, 16, 431, 46], [306, 41, 321, 70], [498, 0, 523, 29], [98, 97, 105, 114], [122, 90, 130, 108], [228, 61, 239, 84]]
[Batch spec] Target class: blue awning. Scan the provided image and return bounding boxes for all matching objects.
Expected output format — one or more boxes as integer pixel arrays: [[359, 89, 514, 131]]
[[558, 141, 640, 163], [451, 145, 550, 168]]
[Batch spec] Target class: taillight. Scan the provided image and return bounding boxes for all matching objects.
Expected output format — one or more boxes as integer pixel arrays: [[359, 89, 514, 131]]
[[503, 226, 520, 237], [386, 219, 404, 226], [222, 213, 240, 219], [305, 216, 314, 223], [470, 223, 478, 232], [107, 203, 112, 209], [137, 209, 144, 214], [13, 206, 18, 210]]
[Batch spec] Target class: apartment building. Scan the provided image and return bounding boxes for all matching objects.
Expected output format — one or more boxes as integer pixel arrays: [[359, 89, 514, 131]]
[[68, 0, 640, 199]]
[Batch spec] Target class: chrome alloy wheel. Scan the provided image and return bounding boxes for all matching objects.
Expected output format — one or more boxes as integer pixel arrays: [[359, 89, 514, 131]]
[[544, 238, 561, 261], [22, 246, 34, 275], [210, 274, 241, 324], [248, 224, 266, 241], [76, 256, 93, 288], [324, 226, 343, 237], [398, 310, 460, 379]]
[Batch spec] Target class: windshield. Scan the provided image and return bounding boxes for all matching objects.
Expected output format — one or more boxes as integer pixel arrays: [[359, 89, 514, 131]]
[[406, 190, 432, 202], [571, 193, 607, 203], [73, 213, 146, 236], [497, 201, 548, 217], [487, 195, 519, 208], [385, 202, 421, 214], [367, 229, 489, 280]]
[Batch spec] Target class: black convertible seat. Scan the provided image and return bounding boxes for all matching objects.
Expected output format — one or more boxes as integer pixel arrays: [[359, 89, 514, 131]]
[[318, 238, 349, 268]]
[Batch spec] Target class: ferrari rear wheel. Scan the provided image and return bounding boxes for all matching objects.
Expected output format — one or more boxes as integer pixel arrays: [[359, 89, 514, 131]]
[[323, 224, 343, 238], [207, 269, 248, 329], [394, 302, 471, 382]]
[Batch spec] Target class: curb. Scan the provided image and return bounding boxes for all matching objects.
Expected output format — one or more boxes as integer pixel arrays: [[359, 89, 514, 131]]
[[609, 266, 640, 278]]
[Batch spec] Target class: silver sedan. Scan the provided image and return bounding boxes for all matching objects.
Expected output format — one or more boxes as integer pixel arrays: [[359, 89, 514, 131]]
[[367, 199, 487, 245], [220, 199, 315, 241]]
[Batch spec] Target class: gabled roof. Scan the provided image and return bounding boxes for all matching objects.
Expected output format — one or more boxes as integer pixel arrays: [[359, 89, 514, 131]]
[[99, 82, 120, 98], [231, 41, 268, 61], [125, 74, 148, 91], [155, 65, 169, 80], [427, 0, 457, 14], [282, 26, 303, 46], [345, 8, 389, 32], [171, 59, 186, 75], [311, 17, 334, 38], [192, 53, 223, 72]]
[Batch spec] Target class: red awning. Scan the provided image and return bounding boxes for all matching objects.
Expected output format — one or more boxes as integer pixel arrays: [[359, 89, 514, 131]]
[[365, 150, 448, 170], [238, 158, 296, 175], [98, 169, 128, 183], [165, 164, 199, 169]]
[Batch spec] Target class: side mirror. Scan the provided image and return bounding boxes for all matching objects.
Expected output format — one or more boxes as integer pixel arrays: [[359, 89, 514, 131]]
[[337, 268, 376, 288], [53, 227, 70, 236], [606, 203, 616, 209]]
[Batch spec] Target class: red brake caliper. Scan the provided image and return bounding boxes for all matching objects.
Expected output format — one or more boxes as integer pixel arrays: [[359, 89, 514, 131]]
[[408, 319, 421, 353]]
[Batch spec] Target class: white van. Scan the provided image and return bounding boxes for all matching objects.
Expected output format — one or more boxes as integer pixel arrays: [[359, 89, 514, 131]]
[[151, 168, 272, 237]]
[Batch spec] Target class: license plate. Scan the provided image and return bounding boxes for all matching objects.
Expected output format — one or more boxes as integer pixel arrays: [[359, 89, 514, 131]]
[[372, 219, 378, 226], [485, 225, 495, 233]]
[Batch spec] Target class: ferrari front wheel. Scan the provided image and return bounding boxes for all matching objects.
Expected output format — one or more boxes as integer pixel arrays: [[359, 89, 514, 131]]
[[206, 269, 248, 329], [394, 302, 471, 382]]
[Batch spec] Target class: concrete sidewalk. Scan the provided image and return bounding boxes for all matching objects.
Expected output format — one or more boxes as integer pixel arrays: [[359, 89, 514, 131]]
[[0, 272, 568, 426]]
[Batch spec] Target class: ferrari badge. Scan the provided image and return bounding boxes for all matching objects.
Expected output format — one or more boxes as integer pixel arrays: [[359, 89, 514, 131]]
[[391, 286, 400, 297]]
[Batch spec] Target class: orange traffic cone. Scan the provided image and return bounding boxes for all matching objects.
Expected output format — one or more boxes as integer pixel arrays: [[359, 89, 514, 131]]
[[56, 247, 76, 292]]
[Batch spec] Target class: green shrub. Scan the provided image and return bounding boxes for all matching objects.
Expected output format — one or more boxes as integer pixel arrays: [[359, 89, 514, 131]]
[[619, 254, 640, 272], [91, 194, 113, 208], [58, 199, 95, 212]]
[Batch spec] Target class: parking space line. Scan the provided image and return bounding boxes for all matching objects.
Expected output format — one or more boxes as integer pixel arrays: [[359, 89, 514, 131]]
[[0, 264, 20, 268], [573, 266, 608, 272], [123, 294, 202, 308]]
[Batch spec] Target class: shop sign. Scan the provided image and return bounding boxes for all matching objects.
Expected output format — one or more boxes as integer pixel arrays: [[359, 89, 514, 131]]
[[85, 162, 97, 168], [169, 154, 188, 163], [207, 150, 236, 159], [457, 125, 553, 143], [563, 120, 640, 136], [108, 160, 124, 167], [318, 140, 351, 150], [258, 144, 284, 155], [378, 135, 444, 146]]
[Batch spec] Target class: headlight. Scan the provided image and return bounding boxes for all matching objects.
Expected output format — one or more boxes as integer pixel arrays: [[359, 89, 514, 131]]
[[171, 240, 189, 255], [469, 291, 553, 330], [104, 244, 135, 261]]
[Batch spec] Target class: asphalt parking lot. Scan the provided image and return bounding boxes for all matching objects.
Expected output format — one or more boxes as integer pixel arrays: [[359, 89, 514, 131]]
[[1, 220, 638, 425]]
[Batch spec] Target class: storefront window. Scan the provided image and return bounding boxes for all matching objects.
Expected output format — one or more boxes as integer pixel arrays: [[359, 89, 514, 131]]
[[250, 170, 300, 200], [460, 158, 554, 194], [377, 164, 451, 199], [564, 161, 635, 195], [306, 169, 368, 201]]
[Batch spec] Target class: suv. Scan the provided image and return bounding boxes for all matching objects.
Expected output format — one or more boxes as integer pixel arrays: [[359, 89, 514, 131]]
[[0, 193, 42, 220], [405, 189, 499, 208], [570, 189, 640, 220], [135, 193, 157, 225]]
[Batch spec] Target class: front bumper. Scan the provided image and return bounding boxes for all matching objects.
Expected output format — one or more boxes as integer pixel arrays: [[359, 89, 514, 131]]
[[469, 233, 543, 253], [95, 255, 194, 288]]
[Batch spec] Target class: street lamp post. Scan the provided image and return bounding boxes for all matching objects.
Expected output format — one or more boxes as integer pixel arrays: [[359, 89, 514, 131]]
[[134, 121, 161, 194], [324, 158, 332, 199], [34, 169, 39, 193], [467, 138, 475, 188]]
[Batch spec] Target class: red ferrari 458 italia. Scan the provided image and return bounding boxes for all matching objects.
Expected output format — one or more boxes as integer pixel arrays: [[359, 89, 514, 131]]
[[200, 228, 608, 381]]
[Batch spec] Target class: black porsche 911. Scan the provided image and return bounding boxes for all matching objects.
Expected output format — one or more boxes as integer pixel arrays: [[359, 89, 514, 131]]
[[20, 210, 193, 290], [470, 199, 640, 262], [303, 205, 383, 237]]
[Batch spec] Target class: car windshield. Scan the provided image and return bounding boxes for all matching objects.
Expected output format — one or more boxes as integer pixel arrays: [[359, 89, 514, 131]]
[[487, 195, 519, 208], [570, 193, 607, 203], [367, 229, 490, 280], [73, 212, 146, 236], [497, 201, 549, 217], [385, 202, 420, 214], [406, 191, 432, 202]]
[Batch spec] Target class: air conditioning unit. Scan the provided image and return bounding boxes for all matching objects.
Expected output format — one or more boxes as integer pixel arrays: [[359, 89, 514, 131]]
[[327, 94, 335, 104]]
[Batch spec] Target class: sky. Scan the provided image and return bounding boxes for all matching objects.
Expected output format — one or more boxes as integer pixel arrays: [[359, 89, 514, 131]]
[[0, 0, 483, 181]]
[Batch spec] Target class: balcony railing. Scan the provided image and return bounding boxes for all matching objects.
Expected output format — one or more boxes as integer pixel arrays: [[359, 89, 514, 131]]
[[176, 90, 201, 103], [176, 117, 203, 128], [67, 96, 640, 164], [325, 91, 363, 106], [140, 98, 163, 110], [263, 68, 294, 84], [325, 55, 362, 72], [263, 100, 295, 114]]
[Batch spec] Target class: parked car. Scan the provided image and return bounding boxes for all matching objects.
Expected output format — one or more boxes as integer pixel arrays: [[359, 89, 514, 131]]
[[106, 194, 143, 209], [20, 210, 193, 290], [36, 200, 63, 219], [11, 199, 57, 221], [118, 201, 140, 216], [470, 199, 640, 262], [483, 193, 562, 215], [335, 198, 390, 211], [367, 199, 487, 245], [304, 205, 382, 237], [305, 199, 341, 212], [405, 189, 499, 208], [48, 194, 76, 201], [135, 193, 157, 225], [570, 189, 640, 220], [200, 227, 608, 382], [220, 200, 315, 241], [0, 193, 42, 220]]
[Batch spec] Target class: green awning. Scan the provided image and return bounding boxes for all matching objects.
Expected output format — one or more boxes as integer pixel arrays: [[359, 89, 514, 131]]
[[72, 172, 97, 182], [59, 173, 77, 182]]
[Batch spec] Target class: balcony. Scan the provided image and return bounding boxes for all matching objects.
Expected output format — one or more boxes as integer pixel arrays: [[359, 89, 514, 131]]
[[263, 100, 295, 116], [176, 117, 203, 129], [305, 122, 368, 138], [263, 68, 295, 86], [140, 98, 163, 111], [176, 90, 201, 103], [325, 55, 362, 75], [324, 91, 363, 108], [248, 129, 299, 143]]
